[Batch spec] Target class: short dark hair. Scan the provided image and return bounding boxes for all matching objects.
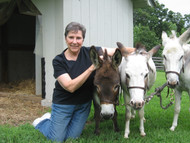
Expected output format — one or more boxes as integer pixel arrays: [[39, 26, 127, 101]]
[[64, 22, 86, 39]]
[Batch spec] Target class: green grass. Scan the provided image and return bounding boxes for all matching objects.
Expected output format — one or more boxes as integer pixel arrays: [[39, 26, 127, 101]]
[[1, 71, 190, 143]]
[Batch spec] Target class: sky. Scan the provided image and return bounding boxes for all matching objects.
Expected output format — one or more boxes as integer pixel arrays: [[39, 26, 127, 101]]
[[158, 0, 190, 16]]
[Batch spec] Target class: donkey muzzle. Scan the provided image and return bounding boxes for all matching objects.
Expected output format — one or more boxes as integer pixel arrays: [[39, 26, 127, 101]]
[[100, 104, 115, 119], [167, 80, 178, 89], [130, 100, 145, 110]]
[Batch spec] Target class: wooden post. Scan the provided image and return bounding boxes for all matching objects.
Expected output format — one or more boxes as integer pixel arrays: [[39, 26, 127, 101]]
[[41, 57, 46, 98]]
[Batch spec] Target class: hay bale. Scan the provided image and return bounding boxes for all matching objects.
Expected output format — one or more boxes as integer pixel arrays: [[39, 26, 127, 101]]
[[0, 79, 35, 95]]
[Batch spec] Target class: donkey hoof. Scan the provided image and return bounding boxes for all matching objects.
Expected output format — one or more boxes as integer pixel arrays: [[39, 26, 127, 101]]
[[124, 133, 129, 139], [140, 132, 146, 137], [170, 126, 175, 131], [115, 128, 120, 132], [94, 130, 100, 135]]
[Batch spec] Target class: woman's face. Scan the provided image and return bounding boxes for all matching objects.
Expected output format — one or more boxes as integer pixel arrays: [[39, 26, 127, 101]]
[[65, 30, 84, 54]]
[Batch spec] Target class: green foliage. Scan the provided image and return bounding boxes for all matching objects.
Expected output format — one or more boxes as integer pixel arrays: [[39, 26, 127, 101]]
[[134, 24, 161, 56], [133, 0, 190, 55]]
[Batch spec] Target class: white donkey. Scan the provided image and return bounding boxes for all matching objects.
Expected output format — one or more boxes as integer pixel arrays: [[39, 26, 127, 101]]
[[162, 28, 190, 131], [117, 42, 160, 138]]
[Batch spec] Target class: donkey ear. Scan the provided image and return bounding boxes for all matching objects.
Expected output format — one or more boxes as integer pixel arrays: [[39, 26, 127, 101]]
[[89, 46, 102, 68], [179, 28, 190, 45], [162, 31, 168, 46], [116, 42, 129, 57], [112, 48, 122, 68], [148, 45, 161, 57]]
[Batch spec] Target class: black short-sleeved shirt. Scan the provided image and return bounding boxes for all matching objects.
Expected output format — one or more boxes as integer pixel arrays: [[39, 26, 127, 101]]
[[52, 46, 102, 105]]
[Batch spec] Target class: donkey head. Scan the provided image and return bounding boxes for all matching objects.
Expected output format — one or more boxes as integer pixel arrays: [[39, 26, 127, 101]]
[[90, 46, 122, 119], [117, 42, 160, 110], [162, 28, 190, 88]]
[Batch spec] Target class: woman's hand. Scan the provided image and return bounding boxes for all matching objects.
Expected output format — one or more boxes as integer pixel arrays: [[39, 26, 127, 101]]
[[88, 64, 96, 72], [57, 64, 96, 93]]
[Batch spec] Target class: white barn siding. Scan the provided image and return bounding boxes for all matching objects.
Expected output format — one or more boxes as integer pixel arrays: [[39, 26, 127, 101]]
[[63, 0, 133, 48], [41, 1, 55, 105], [33, 0, 134, 106], [33, 0, 64, 106]]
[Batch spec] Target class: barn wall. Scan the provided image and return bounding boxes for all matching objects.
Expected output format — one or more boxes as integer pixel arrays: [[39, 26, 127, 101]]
[[32, 0, 64, 106], [63, 0, 133, 48]]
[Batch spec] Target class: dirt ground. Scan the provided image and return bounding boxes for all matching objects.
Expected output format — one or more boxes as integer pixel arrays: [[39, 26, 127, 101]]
[[0, 79, 50, 126]]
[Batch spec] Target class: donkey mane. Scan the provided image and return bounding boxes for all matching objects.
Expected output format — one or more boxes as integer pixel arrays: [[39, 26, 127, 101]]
[[135, 43, 147, 55], [170, 30, 177, 39], [184, 51, 190, 66], [133, 43, 155, 74], [103, 49, 109, 61], [95, 49, 118, 79]]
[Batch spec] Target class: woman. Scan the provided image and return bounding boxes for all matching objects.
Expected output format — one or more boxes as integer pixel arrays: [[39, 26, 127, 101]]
[[33, 22, 134, 142]]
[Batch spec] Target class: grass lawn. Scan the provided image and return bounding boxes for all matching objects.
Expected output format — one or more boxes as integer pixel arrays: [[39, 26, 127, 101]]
[[1, 71, 190, 143]]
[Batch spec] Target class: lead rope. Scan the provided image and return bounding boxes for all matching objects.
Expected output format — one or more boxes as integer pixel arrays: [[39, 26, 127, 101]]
[[159, 87, 174, 109], [120, 82, 174, 109], [145, 82, 174, 109]]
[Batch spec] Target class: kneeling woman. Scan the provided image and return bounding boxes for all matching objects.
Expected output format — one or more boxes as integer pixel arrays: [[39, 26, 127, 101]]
[[32, 21, 134, 142]]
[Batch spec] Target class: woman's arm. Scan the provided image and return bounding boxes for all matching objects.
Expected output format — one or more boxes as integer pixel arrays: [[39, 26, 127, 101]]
[[102, 46, 135, 56], [57, 46, 134, 93], [57, 64, 95, 93]]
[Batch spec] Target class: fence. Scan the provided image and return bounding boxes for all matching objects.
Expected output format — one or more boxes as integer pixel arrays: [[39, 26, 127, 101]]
[[152, 57, 164, 71]]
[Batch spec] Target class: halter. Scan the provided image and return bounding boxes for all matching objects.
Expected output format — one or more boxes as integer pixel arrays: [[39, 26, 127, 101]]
[[165, 71, 180, 76], [127, 86, 146, 93], [100, 100, 119, 105]]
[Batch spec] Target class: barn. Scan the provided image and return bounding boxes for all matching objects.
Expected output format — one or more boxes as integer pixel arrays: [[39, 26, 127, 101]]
[[0, 0, 155, 107]]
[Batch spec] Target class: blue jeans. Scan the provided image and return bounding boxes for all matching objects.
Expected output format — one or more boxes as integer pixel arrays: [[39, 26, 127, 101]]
[[35, 101, 91, 142]]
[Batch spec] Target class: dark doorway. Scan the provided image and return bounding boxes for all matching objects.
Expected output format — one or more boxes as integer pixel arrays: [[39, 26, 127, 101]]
[[0, 9, 35, 83]]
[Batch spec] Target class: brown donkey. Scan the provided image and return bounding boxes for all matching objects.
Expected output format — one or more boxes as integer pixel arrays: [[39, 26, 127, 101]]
[[89, 46, 122, 135]]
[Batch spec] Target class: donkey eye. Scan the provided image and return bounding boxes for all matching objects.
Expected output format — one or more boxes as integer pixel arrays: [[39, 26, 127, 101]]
[[126, 73, 130, 79], [95, 85, 101, 93], [113, 84, 120, 92], [179, 55, 183, 61], [144, 73, 148, 78], [163, 55, 167, 60]]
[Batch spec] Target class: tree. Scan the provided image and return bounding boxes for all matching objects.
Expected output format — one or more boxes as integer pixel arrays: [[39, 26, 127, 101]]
[[134, 24, 161, 57], [133, 0, 189, 56], [184, 14, 190, 28]]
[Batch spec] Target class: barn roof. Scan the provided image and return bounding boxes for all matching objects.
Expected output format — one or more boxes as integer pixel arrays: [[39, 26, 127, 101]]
[[0, 0, 41, 25]]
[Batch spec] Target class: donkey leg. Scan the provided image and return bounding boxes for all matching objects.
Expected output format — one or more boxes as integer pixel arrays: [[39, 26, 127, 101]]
[[94, 111, 101, 135], [170, 90, 181, 131], [124, 106, 131, 138], [131, 108, 136, 119], [112, 109, 119, 132], [93, 102, 101, 135], [139, 107, 146, 137], [189, 92, 190, 112]]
